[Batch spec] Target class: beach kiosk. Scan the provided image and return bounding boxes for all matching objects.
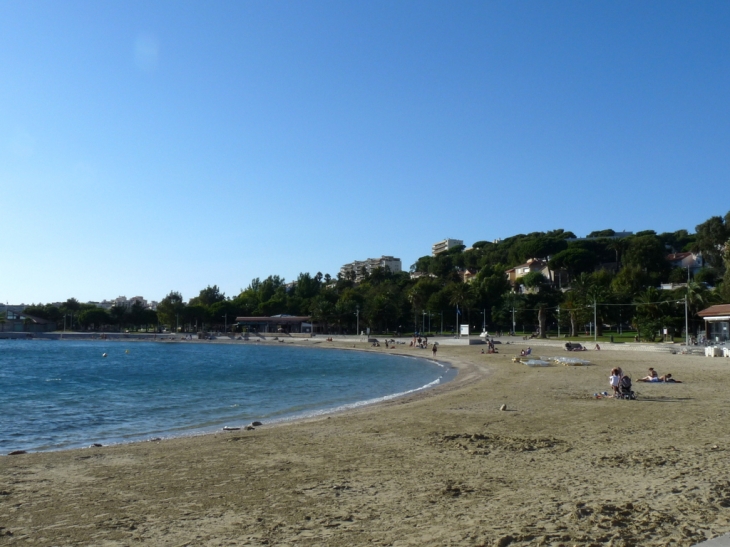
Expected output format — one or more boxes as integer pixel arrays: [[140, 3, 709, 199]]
[[235, 315, 312, 335], [698, 304, 730, 344]]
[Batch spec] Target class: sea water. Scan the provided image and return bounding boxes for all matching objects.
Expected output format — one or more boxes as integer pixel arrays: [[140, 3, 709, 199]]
[[0, 340, 449, 453]]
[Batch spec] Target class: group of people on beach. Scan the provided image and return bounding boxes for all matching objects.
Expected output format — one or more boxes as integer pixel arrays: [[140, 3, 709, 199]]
[[636, 367, 682, 383], [480, 339, 498, 353], [609, 366, 681, 397]]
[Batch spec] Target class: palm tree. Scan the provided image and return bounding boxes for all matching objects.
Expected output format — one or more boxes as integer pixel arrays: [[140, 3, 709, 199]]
[[560, 291, 581, 337], [407, 286, 423, 333], [607, 238, 629, 271], [448, 283, 472, 331], [498, 291, 524, 335], [634, 287, 664, 341]]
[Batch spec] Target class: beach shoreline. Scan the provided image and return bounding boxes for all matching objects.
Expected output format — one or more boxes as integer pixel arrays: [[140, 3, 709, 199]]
[[2, 342, 729, 546], [0, 339, 455, 455]]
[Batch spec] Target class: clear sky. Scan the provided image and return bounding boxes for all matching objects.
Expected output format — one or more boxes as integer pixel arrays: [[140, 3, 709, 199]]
[[2, 1, 729, 304]]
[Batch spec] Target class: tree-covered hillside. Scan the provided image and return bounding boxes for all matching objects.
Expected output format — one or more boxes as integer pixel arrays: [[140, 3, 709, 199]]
[[24, 211, 730, 340]]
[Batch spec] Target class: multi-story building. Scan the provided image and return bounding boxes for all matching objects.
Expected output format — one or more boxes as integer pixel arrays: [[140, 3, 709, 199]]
[[432, 238, 463, 256], [340, 256, 402, 282]]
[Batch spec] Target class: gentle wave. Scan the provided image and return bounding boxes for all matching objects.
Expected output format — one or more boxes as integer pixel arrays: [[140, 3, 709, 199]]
[[1, 340, 449, 453]]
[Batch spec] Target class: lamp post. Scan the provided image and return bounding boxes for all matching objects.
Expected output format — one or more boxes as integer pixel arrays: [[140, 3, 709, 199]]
[[355, 305, 359, 337], [422, 310, 426, 334], [684, 296, 689, 346]]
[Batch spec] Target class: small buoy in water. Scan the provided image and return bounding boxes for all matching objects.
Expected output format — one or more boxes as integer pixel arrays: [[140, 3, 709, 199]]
[[102, 353, 107, 358], [125, 349, 130, 354]]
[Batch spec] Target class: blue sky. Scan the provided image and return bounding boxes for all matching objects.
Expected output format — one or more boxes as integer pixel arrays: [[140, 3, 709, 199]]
[[1, 1, 729, 304]]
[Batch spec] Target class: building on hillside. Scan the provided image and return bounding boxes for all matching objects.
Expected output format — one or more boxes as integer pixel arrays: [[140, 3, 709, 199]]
[[569, 231, 634, 241], [235, 315, 312, 334], [460, 268, 478, 284], [285, 281, 298, 293], [505, 259, 568, 288], [505, 259, 549, 285], [698, 304, 730, 344], [432, 238, 463, 256], [340, 256, 402, 282], [409, 272, 437, 280], [666, 252, 704, 276], [101, 296, 152, 309]]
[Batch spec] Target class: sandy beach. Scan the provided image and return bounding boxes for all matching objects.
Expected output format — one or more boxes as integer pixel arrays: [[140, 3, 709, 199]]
[[2, 340, 730, 546]]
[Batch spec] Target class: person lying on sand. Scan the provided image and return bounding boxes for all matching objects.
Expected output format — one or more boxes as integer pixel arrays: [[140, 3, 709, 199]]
[[638, 368, 660, 382], [659, 373, 682, 383]]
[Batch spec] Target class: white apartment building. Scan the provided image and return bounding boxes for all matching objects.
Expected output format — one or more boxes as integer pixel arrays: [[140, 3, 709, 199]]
[[432, 238, 463, 256], [340, 256, 402, 282]]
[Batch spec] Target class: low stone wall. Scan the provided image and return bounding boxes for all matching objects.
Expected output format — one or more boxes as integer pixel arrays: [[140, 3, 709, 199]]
[[502, 338, 681, 354]]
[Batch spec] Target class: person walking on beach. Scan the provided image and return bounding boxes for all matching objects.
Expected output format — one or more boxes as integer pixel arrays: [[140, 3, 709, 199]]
[[432, 344, 437, 358]]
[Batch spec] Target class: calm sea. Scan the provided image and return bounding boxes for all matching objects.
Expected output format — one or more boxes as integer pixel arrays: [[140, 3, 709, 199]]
[[0, 340, 449, 453]]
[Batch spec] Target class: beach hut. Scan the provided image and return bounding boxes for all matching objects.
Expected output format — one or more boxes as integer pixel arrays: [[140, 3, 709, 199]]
[[698, 304, 730, 344]]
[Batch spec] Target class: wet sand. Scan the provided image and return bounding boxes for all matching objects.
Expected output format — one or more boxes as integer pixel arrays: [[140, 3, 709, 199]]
[[2, 342, 730, 546]]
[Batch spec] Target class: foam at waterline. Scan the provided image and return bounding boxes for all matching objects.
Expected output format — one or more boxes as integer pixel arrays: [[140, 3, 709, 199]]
[[270, 360, 454, 425]]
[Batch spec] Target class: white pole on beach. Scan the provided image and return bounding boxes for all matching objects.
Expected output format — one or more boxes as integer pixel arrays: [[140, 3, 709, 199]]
[[593, 297, 597, 342], [557, 306, 560, 339], [685, 266, 690, 346], [684, 294, 689, 346]]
